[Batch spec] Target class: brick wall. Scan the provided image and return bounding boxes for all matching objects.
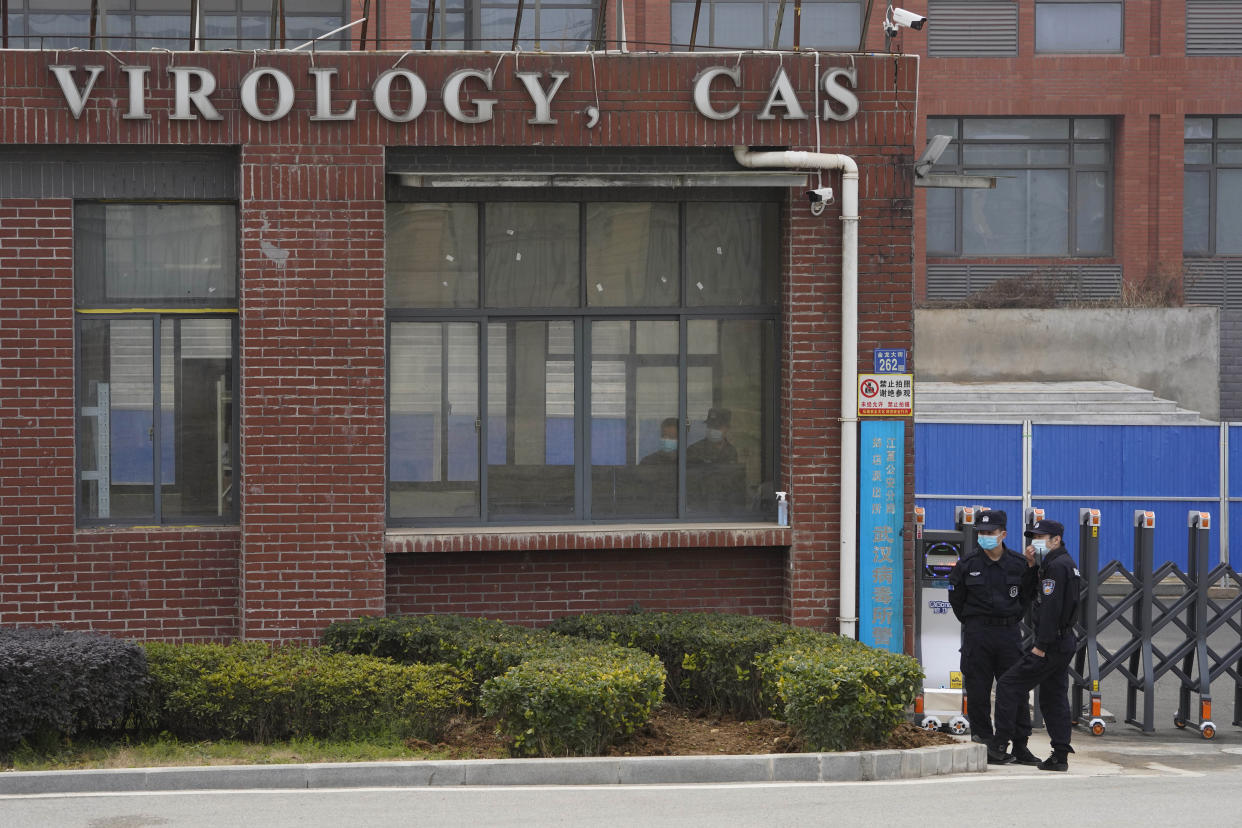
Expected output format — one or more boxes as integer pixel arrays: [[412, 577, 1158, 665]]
[[0, 48, 917, 642]]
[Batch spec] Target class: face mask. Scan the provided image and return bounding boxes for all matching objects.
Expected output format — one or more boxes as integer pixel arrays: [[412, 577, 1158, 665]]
[[707, 429, 723, 442], [1032, 539, 1048, 563], [977, 535, 1000, 551], [660, 437, 677, 452]]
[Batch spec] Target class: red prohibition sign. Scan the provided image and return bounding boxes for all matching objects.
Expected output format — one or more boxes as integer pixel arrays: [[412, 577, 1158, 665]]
[[860, 378, 880, 398]]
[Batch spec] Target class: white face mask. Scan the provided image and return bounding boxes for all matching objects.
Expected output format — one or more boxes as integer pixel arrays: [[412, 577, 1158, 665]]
[[1032, 539, 1048, 563], [707, 428, 724, 442]]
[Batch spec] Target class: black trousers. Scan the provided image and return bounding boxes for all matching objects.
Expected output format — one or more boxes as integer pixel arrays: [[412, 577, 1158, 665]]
[[993, 646, 1075, 753], [960, 620, 1030, 742]]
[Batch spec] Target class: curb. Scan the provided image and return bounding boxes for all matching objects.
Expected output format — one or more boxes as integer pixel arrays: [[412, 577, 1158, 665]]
[[0, 743, 985, 794]]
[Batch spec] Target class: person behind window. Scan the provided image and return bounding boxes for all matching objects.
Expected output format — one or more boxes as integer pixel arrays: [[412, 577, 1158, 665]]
[[687, 408, 737, 464], [641, 417, 680, 465]]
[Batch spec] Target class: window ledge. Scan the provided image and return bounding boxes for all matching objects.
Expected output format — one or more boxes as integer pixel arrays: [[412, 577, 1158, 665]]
[[385, 523, 791, 554]]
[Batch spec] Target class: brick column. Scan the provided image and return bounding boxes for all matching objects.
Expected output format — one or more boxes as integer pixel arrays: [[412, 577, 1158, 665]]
[[239, 145, 387, 642]]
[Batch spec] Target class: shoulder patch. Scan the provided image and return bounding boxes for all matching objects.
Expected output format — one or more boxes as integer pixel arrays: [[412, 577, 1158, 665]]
[[1009, 585, 1019, 598], [1073, 568, 1080, 577], [969, 571, 982, 577], [1041, 578, 1056, 596]]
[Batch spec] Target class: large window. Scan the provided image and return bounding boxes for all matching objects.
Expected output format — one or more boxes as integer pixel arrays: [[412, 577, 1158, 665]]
[[75, 203, 238, 525], [925, 117, 1113, 257], [1034, 1, 1123, 53], [411, 0, 596, 50], [670, 0, 861, 50], [1184, 116, 1242, 256], [3, 0, 347, 50], [386, 198, 780, 525]]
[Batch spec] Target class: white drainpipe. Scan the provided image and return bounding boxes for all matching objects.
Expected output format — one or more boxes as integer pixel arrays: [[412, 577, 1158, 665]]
[[732, 146, 860, 639]]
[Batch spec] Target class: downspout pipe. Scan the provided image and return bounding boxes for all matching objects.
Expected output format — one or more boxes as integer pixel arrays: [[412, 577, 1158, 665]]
[[732, 146, 860, 639]]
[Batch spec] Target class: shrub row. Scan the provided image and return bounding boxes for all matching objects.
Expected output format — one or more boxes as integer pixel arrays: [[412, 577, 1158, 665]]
[[323, 616, 666, 756], [550, 612, 923, 750], [0, 626, 147, 756], [136, 642, 468, 743]]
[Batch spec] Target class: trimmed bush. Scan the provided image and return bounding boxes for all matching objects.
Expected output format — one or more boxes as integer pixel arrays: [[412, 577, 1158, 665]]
[[137, 642, 467, 743], [479, 641, 665, 757], [756, 639, 923, 751], [549, 611, 840, 717], [322, 615, 539, 690], [0, 626, 148, 756]]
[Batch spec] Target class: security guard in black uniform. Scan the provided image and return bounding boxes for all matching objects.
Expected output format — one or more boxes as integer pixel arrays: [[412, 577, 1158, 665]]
[[947, 509, 1040, 765], [989, 518, 1082, 772]]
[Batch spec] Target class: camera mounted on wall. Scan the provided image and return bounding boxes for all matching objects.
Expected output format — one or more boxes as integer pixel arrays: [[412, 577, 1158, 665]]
[[883, 5, 927, 50]]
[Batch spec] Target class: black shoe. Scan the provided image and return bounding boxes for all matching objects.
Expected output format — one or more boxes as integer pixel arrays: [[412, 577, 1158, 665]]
[[1038, 753, 1069, 772], [971, 733, 990, 744], [986, 742, 1016, 765], [1011, 745, 1041, 766]]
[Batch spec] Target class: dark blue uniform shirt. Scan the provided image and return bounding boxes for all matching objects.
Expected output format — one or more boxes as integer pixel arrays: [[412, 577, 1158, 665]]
[[948, 546, 1033, 622]]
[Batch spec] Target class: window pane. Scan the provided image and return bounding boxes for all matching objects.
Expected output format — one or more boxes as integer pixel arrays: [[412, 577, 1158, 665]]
[[162, 318, 234, 520], [132, 13, 191, 49], [412, 4, 468, 48], [537, 7, 593, 49], [1035, 3, 1122, 53], [390, 322, 480, 519], [714, 3, 765, 47], [927, 118, 958, 139], [1074, 143, 1109, 165], [77, 204, 237, 304], [591, 321, 679, 518], [25, 13, 90, 48], [1184, 144, 1212, 165], [1183, 170, 1210, 254], [386, 203, 479, 308], [963, 144, 1068, 165], [1074, 170, 1110, 255], [487, 321, 576, 518], [79, 318, 154, 520], [685, 319, 775, 517], [1184, 117, 1213, 140], [963, 119, 1069, 140], [1217, 144, 1242, 164], [962, 169, 1069, 255], [797, 3, 861, 50], [925, 187, 957, 254], [686, 202, 778, 306], [1219, 118, 1242, 139], [1216, 169, 1242, 255], [586, 203, 678, 307], [1073, 118, 1110, 140], [485, 203, 579, 307]]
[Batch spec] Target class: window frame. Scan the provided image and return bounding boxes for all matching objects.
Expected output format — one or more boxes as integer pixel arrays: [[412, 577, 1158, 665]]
[[384, 192, 783, 528], [1183, 115, 1242, 258], [1034, 0, 1124, 55], [74, 200, 240, 528], [669, 0, 863, 51], [926, 116, 1114, 258], [410, 0, 598, 50]]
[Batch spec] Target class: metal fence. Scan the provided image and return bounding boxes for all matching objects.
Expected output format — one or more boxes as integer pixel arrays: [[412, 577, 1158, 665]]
[[915, 422, 1242, 569]]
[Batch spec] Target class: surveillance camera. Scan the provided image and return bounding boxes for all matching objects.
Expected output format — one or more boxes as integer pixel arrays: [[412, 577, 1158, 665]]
[[884, 6, 927, 36], [806, 187, 834, 204]]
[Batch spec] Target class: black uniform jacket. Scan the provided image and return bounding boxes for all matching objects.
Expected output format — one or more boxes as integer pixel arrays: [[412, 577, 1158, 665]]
[[1023, 545, 1081, 653], [947, 545, 1035, 623]]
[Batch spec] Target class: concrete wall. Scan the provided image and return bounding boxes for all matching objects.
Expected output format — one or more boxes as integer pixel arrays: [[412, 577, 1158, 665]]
[[914, 308, 1221, 421]]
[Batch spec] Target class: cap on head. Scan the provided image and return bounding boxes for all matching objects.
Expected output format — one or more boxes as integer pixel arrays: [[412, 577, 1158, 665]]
[[705, 408, 732, 428], [975, 509, 1007, 531], [1024, 518, 1065, 538]]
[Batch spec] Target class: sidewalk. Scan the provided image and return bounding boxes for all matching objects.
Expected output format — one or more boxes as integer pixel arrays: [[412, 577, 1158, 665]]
[[0, 742, 986, 795]]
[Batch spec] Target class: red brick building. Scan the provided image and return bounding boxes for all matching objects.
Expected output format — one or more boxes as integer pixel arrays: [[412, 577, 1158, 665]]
[[0, 4, 919, 643]]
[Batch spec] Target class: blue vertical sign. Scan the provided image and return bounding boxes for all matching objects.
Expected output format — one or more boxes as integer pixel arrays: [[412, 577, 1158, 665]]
[[858, 420, 905, 653]]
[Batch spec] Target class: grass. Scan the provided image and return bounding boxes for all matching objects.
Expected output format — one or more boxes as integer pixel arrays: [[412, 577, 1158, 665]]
[[5, 732, 503, 772]]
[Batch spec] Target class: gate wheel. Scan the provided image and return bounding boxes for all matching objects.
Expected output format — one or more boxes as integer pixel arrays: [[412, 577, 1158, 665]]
[[948, 716, 970, 735], [1201, 722, 1216, 740], [1174, 716, 1187, 729], [921, 716, 942, 732], [1089, 718, 1106, 737]]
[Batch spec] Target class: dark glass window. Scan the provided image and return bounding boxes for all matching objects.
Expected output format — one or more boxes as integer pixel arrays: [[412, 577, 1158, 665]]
[[670, 0, 862, 50], [75, 203, 238, 525], [411, 0, 596, 50], [1183, 116, 1242, 256], [385, 198, 780, 525]]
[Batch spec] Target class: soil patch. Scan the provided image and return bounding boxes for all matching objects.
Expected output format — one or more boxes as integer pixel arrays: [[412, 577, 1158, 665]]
[[416, 706, 958, 759]]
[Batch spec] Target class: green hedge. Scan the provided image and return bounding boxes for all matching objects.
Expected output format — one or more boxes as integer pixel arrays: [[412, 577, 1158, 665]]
[[322, 615, 539, 690], [480, 641, 665, 757], [136, 642, 468, 743], [548, 612, 843, 718], [323, 615, 667, 756], [0, 626, 147, 756], [756, 639, 923, 751]]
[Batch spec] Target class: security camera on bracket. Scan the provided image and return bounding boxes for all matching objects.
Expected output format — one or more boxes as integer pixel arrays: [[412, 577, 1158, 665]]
[[883, 5, 927, 47]]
